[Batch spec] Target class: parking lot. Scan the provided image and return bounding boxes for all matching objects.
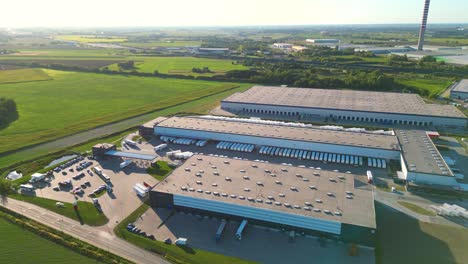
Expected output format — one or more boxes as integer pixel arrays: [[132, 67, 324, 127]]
[[32, 155, 159, 229], [133, 208, 374, 264]]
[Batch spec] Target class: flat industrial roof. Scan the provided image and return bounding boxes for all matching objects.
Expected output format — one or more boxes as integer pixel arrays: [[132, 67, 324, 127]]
[[452, 79, 468, 93], [395, 130, 453, 177], [156, 116, 400, 151], [222, 86, 466, 118], [141, 117, 169, 129], [155, 155, 376, 228]]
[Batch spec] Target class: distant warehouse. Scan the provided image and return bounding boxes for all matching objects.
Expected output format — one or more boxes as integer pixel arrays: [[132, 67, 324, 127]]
[[450, 79, 468, 100], [221, 86, 467, 127], [150, 155, 376, 246]]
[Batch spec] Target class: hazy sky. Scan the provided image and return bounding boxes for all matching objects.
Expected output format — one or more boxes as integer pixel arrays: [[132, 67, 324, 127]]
[[1, 0, 467, 28]]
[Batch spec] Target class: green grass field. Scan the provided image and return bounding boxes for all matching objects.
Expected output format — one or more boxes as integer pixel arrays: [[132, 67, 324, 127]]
[[9, 194, 109, 226], [55, 35, 128, 43], [395, 76, 453, 98], [107, 56, 248, 76], [0, 69, 250, 154], [121, 40, 202, 48], [0, 68, 51, 84], [376, 202, 468, 264], [0, 217, 101, 264]]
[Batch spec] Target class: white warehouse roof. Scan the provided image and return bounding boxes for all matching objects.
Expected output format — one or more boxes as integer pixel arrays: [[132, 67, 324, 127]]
[[154, 155, 376, 229], [155, 116, 400, 151], [222, 86, 466, 119]]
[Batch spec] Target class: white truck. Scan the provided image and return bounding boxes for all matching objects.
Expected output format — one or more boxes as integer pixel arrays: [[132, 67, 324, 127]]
[[29, 173, 46, 183], [236, 220, 248, 240], [120, 160, 133, 169], [124, 139, 137, 146]]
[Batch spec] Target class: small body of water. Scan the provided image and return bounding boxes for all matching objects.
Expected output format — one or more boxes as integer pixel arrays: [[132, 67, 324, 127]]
[[44, 154, 77, 168]]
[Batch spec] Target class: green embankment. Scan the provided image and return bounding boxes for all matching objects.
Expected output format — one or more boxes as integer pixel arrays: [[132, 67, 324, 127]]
[[9, 194, 108, 226], [375, 202, 468, 264], [0, 217, 101, 264]]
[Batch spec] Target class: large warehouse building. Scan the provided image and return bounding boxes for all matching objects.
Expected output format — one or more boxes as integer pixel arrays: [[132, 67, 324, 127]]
[[150, 155, 376, 245], [450, 79, 468, 100], [396, 130, 459, 188], [150, 116, 401, 160], [221, 86, 467, 127]]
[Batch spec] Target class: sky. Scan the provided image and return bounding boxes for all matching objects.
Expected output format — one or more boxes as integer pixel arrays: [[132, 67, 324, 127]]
[[1, 0, 467, 28]]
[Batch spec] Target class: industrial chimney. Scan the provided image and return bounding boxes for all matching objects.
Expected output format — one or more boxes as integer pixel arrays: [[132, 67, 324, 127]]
[[417, 0, 431, 51]]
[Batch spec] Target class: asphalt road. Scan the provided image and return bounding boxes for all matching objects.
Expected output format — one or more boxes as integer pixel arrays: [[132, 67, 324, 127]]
[[0, 196, 170, 264]]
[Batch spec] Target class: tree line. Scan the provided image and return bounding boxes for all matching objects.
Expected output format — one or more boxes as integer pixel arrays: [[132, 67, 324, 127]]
[[0, 97, 18, 128]]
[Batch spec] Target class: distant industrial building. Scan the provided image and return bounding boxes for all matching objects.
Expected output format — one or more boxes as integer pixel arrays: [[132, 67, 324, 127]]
[[306, 39, 340, 44], [355, 46, 414, 54], [150, 116, 401, 160], [395, 130, 458, 188], [197, 48, 229, 55], [450, 79, 468, 100], [150, 155, 376, 245], [273, 43, 293, 49], [221, 86, 467, 127]]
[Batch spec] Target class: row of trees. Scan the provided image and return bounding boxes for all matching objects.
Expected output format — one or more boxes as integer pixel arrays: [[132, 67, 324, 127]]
[[0, 97, 18, 128]]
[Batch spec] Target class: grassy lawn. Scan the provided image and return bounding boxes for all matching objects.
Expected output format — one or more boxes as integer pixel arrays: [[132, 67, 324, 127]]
[[375, 202, 468, 264], [0, 83, 252, 169], [114, 204, 256, 264], [9, 194, 108, 226], [146, 160, 173, 181], [0, 68, 51, 84], [55, 35, 128, 43], [121, 40, 202, 48], [0, 69, 250, 154], [0, 217, 101, 264], [395, 76, 453, 98], [107, 56, 248, 76], [397, 201, 437, 216]]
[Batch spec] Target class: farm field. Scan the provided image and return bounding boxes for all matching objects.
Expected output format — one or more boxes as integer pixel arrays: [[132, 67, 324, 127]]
[[0, 217, 100, 264], [107, 56, 248, 76], [0, 83, 252, 169], [0, 69, 251, 154], [375, 202, 468, 264], [0, 68, 52, 84], [55, 35, 128, 43], [121, 40, 202, 48]]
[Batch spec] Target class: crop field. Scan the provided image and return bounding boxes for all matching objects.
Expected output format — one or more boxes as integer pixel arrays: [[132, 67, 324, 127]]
[[0, 68, 52, 84], [0, 59, 121, 69], [375, 202, 468, 264], [107, 56, 248, 76], [55, 35, 128, 43], [121, 40, 202, 48], [0, 218, 100, 264], [0, 69, 250, 154]]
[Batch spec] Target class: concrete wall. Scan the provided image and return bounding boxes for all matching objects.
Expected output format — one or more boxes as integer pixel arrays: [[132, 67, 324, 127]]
[[173, 194, 342, 235], [221, 101, 467, 127], [155, 126, 400, 159]]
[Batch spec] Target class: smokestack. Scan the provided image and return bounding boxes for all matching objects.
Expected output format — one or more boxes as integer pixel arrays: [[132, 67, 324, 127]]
[[417, 0, 431, 51]]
